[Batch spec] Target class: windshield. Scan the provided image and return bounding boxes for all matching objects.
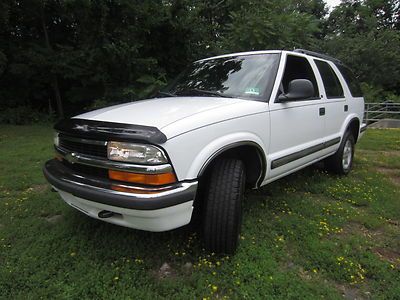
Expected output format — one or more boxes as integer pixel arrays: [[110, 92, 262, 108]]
[[162, 53, 280, 101]]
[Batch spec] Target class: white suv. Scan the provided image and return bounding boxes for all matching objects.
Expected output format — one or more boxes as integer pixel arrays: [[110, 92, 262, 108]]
[[44, 49, 367, 254]]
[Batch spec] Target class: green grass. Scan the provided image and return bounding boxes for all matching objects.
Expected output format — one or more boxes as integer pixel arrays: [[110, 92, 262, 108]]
[[1, 126, 399, 299]]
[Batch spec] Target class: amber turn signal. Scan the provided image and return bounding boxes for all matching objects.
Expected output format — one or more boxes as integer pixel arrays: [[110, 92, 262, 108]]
[[108, 170, 176, 186]]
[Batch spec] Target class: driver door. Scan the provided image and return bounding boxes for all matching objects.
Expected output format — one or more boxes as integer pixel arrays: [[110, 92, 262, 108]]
[[267, 54, 326, 181]]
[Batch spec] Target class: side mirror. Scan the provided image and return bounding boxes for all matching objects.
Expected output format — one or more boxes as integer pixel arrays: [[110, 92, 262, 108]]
[[278, 79, 315, 102]]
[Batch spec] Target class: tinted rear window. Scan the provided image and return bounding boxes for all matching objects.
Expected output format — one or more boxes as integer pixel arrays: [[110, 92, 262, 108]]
[[336, 65, 363, 97], [315, 60, 344, 98]]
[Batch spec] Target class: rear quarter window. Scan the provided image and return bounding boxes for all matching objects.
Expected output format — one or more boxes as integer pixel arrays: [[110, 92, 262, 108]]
[[336, 65, 363, 97]]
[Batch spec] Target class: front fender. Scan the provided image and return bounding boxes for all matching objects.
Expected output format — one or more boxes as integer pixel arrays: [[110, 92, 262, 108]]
[[161, 113, 270, 181], [188, 132, 267, 179]]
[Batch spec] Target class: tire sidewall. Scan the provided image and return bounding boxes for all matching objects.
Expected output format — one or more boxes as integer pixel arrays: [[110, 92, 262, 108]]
[[340, 132, 355, 175], [202, 159, 246, 254]]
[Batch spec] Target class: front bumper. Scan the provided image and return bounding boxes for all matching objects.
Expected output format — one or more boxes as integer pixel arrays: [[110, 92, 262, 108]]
[[359, 123, 367, 139], [43, 159, 197, 231]]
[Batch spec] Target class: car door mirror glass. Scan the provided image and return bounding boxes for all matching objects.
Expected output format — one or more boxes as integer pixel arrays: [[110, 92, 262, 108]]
[[278, 79, 315, 102]]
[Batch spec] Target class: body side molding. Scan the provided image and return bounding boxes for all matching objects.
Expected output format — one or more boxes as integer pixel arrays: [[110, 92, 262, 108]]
[[271, 137, 341, 169]]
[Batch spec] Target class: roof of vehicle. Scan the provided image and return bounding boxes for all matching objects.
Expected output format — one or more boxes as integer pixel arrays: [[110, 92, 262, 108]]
[[293, 49, 342, 65], [196, 50, 282, 62], [196, 49, 343, 65]]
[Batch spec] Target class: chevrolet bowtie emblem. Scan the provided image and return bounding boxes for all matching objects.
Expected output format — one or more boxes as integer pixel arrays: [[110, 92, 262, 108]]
[[74, 124, 90, 132]]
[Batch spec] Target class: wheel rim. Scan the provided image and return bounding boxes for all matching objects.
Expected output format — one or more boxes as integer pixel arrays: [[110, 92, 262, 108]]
[[342, 140, 352, 170]]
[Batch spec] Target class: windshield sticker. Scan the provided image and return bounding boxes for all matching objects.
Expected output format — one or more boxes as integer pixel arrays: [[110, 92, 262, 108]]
[[244, 87, 260, 95]]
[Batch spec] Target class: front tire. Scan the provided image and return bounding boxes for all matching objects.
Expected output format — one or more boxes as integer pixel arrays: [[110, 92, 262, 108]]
[[203, 158, 246, 254], [326, 131, 355, 175]]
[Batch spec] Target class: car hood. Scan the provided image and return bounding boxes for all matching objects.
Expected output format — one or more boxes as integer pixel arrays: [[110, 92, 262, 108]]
[[75, 97, 267, 140]]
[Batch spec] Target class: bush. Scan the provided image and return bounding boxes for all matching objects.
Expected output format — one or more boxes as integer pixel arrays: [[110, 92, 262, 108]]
[[361, 83, 400, 103]]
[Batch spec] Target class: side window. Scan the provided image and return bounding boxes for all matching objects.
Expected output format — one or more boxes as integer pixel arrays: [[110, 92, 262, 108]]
[[315, 60, 344, 98], [336, 65, 363, 97], [281, 55, 319, 99]]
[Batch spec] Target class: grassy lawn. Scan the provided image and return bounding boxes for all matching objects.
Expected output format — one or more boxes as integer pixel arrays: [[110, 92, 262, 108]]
[[0, 126, 399, 299]]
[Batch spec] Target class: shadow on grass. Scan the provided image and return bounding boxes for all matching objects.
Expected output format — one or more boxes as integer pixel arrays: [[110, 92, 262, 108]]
[[57, 161, 330, 265]]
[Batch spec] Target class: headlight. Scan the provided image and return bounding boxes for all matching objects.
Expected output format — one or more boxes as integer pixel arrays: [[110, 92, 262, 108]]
[[107, 142, 168, 164], [54, 132, 59, 147]]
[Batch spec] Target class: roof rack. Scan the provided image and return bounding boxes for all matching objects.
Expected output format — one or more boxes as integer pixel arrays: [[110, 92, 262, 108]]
[[293, 49, 343, 65]]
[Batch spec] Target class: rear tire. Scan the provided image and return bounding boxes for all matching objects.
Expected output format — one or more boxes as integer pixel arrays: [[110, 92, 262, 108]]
[[326, 131, 355, 175], [203, 158, 246, 254]]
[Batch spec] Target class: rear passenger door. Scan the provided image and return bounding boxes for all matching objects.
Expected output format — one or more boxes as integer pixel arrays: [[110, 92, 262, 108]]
[[313, 59, 347, 143]]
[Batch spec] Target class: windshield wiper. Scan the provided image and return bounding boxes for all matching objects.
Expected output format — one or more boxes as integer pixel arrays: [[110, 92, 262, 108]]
[[176, 89, 231, 98], [156, 91, 177, 97]]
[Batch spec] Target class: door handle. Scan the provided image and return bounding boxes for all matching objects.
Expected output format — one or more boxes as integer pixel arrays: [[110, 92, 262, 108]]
[[319, 107, 325, 116]]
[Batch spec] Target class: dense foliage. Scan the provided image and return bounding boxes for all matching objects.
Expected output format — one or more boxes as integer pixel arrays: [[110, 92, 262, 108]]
[[0, 0, 399, 123]]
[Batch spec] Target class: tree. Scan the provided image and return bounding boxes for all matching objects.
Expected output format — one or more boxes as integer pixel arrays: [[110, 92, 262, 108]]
[[0, 0, 399, 123], [324, 0, 400, 98], [219, 0, 323, 52]]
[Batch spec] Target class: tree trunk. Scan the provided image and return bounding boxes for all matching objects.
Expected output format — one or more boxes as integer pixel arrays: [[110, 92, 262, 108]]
[[52, 76, 63, 118], [40, 4, 64, 119]]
